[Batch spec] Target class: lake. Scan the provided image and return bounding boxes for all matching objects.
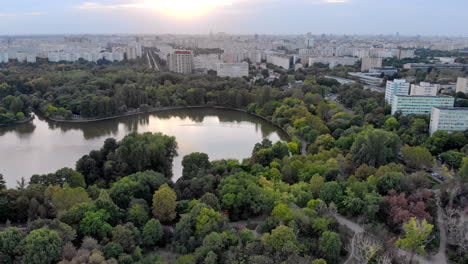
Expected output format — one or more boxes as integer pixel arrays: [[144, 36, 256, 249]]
[[0, 108, 288, 187]]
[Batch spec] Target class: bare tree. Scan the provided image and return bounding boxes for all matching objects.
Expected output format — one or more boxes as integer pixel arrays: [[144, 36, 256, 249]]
[[444, 207, 468, 253], [347, 232, 394, 264]]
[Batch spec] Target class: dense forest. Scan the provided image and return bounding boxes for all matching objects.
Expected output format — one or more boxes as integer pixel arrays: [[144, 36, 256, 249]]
[[0, 61, 467, 264]]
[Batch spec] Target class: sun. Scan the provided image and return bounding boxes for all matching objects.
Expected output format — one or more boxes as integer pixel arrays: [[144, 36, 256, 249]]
[[138, 0, 233, 20]]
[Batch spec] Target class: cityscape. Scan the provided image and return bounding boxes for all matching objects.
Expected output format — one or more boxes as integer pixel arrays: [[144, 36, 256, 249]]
[[0, 1, 467, 264]]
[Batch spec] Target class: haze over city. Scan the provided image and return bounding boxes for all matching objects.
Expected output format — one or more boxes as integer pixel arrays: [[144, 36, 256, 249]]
[[1, 0, 468, 35]]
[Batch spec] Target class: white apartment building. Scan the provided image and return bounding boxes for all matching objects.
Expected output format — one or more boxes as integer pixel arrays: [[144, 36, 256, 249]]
[[267, 55, 291, 69], [308, 57, 359, 68], [385, 79, 410, 104], [430, 107, 468, 135], [410, 82, 439, 96], [167, 50, 193, 74], [0, 53, 9, 63], [456, 77, 468, 94], [217, 62, 249, 78], [391, 95, 455, 115], [361, 57, 383, 72]]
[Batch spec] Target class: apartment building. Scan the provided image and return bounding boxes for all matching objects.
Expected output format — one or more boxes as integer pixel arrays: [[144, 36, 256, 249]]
[[385, 79, 410, 104], [167, 50, 194, 74], [391, 95, 455, 115], [430, 107, 468, 135], [217, 62, 249, 78], [410, 82, 439, 96]]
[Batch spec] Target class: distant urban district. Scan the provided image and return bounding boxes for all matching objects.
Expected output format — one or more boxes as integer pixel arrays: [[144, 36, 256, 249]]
[[0, 34, 467, 264]]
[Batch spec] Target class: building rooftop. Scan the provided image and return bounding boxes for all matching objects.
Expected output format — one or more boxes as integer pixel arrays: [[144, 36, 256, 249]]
[[395, 95, 453, 98], [433, 107, 468, 110]]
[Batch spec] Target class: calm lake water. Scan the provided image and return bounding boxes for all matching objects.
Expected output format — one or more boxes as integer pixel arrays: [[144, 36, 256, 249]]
[[0, 108, 288, 187]]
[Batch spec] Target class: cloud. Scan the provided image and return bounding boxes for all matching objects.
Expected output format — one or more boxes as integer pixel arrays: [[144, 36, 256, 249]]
[[76, 0, 238, 10]]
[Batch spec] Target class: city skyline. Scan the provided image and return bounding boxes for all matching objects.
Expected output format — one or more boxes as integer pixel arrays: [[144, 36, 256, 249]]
[[1, 0, 468, 36]]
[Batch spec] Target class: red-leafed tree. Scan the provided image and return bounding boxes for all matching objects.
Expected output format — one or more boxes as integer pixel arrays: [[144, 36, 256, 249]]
[[383, 190, 433, 230]]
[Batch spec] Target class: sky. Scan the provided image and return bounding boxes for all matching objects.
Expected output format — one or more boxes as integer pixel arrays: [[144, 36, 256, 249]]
[[0, 0, 467, 36]]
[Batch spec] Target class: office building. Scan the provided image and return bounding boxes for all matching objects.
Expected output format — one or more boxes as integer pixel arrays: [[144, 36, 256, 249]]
[[410, 82, 439, 96], [456, 77, 468, 94], [385, 79, 410, 104], [361, 57, 382, 71], [167, 50, 193, 74], [217, 62, 249, 78], [391, 95, 455, 115], [430, 107, 468, 135]]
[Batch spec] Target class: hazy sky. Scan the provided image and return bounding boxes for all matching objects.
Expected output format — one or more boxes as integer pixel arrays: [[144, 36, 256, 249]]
[[0, 0, 467, 36]]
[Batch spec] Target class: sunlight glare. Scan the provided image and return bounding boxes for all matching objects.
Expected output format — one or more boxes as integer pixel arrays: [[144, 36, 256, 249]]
[[139, 0, 234, 20]]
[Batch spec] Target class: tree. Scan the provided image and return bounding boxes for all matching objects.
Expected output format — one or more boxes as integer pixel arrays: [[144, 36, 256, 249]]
[[319, 231, 342, 263], [152, 184, 177, 223], [199, 193, 221, 211], [112, 223, 141, 253], [319, 181, 343, 205], [0, 227, 25, 262], [78, 209, 112, 240], [218, 172, 267, 220], [459, 156, 468, 183], [195, 207, 226, 238], [424, 130, 449, 155], [439, 151, 465, 169], [401, 145, 434, 170], [127, 203, 149, 227], [384, 117, 399, 131], [24, 228, 63, 264], [182, 152, 210, 179], [45, 185, 91, 213], [262, 225, 299, 253], [396, 217, 434, 264], [0, 174, 5, 190], [272, 203, 293, 223], [116, 132, 178, 178], [142, 219, 163, 247], [351, 129, 401, 167]]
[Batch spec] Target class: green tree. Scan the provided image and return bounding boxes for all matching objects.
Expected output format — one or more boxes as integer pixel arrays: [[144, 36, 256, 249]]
[[0, 174, 5, 190], [262, 225, 299, 253], [78, 209, 112, 240], [24, 228, 63, 264], [351, 129, 401, 167], [458, 156, 468, 183], [195, 208, 226, 238], [424, 130, 449, 155], [0, 227, 25, 262], [128, 203, 149, 227], [439, 151, 465, 169], [271, 203, 293, 223], [152, 184, 177, 223], [401, 145, 434, 170], [384, 117, 399, 131], [319, 181, 343, 205], [218, 172, 267, 219], [319, 231, 342, 263], [182, 152, 211, 179], [396, 217, 434, 264], [46, 185, 91, 213], [112, 223, 141, 253], [142, 219, 163, 247]]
